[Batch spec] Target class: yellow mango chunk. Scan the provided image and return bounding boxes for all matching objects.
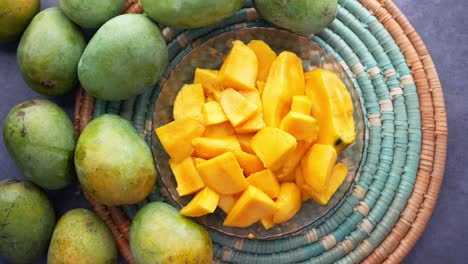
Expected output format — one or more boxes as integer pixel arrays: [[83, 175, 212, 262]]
[[251, 127, 297, 171], [303, 163, 348, 205], [218, 40, 258, 91], [262, 51, 305, 127], [235, 90, 266, 134], [305, 69, 355, 153], [247, 40, 277, 82], [233, 150, 265, 176], [194, 68, 222, 97], [224, 185, 276, 228], [180, 187, 220, 217], [277, 171, 296, 183], [273, 183, 302, 224], [173, 83, 205, 122], [294, 166, 312, 201], [155, 118, 205, 162], [202, 101, 228, 125], [194, 157, 206, 166], [196, 152, 248, 195], [280, 112, 319, 142], [246, 169, 280, 199], [236, 133, 255, 154], [291, 96, 312, 115], [260, 214, 275, 230], [192, 135, 241, 159], [301, 144, 337, 194], [276, 141, 312, 181], [256, 80, 266, 96], [219, 88, 258, 127], [203, 122, 235, 137], [169, 157, 205, 196], [218, 194, 238, 214]]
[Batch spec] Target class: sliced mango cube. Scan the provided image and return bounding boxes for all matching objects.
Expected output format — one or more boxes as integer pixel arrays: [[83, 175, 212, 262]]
[[248, 40, 277, 82], [280, 112, 319, 142], [192, 135, 241, 159], [169, 157, 205, 196], [303, 163, 348, 205], [301, 144, 337, 194], [276, 171, 296, 183], [246, 169, 280, 199], [218, 194, 238, 214], [251, 127, 297, 171], [180, 187, 220, 217], [194, 68, 222, 98], [235, 90, 266, 133], [196, 152, 248, 195], [294, 166, 312, 201], [224, 185, 276, 228], [219, 88, 258, 127], [202, 101, 227, 125], [276, 141, 312, 181], [273, 183, 302, 224], [173, 83, 205, 122], [155, 118, 205, 162], [260, 214, 275, 230], [233, 150, 265, 176], [203, 122, 235, 137], [218, 40, 258, 91], [236, 133, 255, 154], [291, 96, 312, 115]]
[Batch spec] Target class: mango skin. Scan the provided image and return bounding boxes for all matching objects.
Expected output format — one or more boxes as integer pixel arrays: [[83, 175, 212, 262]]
[[47, 209, 117, 264], [78, 14, 168, 101], [58, 0, 126, 28], [3, 99, 77, 190], [141, 0, 244, 29], [17, 8, 86, 96], [0, 180, 55, 264], [254, 0, 338, 35], [75, 114, 157, 205], [130, 202, 213, 264], [0, 0, 40, 42]]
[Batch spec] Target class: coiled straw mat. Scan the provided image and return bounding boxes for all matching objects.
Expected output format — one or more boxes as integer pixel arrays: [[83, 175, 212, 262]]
[[74, 0, 447, 263]]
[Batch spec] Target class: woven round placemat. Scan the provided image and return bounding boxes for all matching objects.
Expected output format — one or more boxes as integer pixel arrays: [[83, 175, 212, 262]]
[[73, 0, 447, 263]]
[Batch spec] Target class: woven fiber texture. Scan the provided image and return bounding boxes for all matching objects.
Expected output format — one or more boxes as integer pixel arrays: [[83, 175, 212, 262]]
[[73, 0, 447, 263]]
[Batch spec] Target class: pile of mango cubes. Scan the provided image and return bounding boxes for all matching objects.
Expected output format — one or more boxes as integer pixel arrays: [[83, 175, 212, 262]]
[[156, 40, 355, 229]]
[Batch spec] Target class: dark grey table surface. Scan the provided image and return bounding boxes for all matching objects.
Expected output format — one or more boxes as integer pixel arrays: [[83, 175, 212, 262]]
[[0, 0, 466, 263]]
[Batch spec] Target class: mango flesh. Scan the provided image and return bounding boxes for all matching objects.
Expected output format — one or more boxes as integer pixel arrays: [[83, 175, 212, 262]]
[[194, 68, 222, 98], [192, 135, 241, 159], [218, 40, 258, 90], [78, 14, 168, 101], [75, 114, 157, 205], [219, 88, 258, 126], [58, 0, 126, 28], [17, 8, 86, 96], [47, 209, 117, 264], [246, 169, 280, 199], [180, 187, 220, 217], [131, 202, 213, 264], [0, 0, 39, 42], [173, 83, 205, 123], [301, 144, 337, 194], [0, 180, 55, 264], [247, 40, 277, 82], [255, 0, 338, 35], [3, 99, 76, 190], [169, 157, 205, 196], [273, 183, 302, 224], [302, 163, 348, 205], [141, 0, 243, 29], [203, 122, 235, 137]]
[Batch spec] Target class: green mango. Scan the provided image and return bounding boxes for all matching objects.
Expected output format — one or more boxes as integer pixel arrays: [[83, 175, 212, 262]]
[[131, 202, 213, 264], [0, 0, 40, 42], [75, 114, 157, 205], [57, 0, 126, 28], [141, 0, 244, 29], [47, 209, 117, 264], [0, 180, 55, 264], [3, 99, 76, 190], [255, 0, 338, 35], [78, 14, 168, 101], [17, 7, 86, 96]]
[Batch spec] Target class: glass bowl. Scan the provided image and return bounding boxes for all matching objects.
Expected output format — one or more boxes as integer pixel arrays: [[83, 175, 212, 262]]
[[151, 27, 365, 240]]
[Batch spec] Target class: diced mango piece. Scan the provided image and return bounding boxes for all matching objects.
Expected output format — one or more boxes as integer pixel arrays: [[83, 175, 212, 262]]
[[194, 68, 222, 97], [192, 135, 241, 159], [219, 88, 258, 127], [251, 127, 297, 171], [236, 133, 255, 154], [280, 112, 319, 142], [276, 141, 312, 181], [233, 150, 265, 176], [303, 163, 348, 205], [262, 51, 305, 127], [294, 166, 312, 201], [194, 157, 206, 166], [301, 144, 337, 194], [305, 69, 355, 153], [246, 169, 280, 199], [247, 40, 277, 82], [173, 83, 205, 122], [277, 171, 295, 183], [235, 90, 266, 133], [169, 157, 205, 196], [218, 40, 258, 91], [218, 194, 238, 214], [202, 101, 228, 125], [155, 118, 205, 162], [224, 185, 276, 227], [256, 80, 266, 96], [273, 183, 302, 224], [291, 96, 312, 115], [203, 122, 235, 137], [260, 214, 275, 230], [196, 152, 248, 195], [180, 187, 220, 217]]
